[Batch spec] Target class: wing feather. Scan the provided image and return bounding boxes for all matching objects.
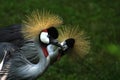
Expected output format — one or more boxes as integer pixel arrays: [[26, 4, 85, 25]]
[[0, 24, 24, 47]]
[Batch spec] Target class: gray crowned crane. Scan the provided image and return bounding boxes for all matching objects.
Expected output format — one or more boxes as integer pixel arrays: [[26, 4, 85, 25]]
[[0, 11, 90, 80]]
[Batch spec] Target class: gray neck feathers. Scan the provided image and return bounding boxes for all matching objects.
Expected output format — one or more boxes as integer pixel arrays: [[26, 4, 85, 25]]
[[7, 41, 50, 80]]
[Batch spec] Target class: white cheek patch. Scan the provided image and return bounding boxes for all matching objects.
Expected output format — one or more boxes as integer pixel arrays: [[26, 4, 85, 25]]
[[60, 41, 68, 51], [40, 32, 50, 44]]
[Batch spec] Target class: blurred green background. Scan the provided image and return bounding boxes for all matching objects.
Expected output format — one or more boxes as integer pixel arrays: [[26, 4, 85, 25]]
[[0, 0, 120, 80]]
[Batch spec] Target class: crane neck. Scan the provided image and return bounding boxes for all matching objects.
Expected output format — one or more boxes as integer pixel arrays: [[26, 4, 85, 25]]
[[32, 40, 50, 77]]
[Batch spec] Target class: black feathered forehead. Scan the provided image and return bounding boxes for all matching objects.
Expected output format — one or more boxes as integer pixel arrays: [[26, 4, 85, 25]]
[[47, 27, 58, 39], [65, 38, 75, 48]]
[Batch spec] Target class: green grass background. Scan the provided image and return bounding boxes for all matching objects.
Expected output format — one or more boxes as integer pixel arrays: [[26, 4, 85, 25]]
[[0, 0, 120, 80]]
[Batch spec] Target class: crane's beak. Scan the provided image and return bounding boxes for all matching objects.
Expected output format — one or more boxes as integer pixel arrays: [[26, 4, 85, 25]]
[[50, 39, 63, 48]]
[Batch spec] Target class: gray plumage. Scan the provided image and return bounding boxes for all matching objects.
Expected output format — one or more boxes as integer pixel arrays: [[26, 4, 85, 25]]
[[0, 25, 51, 80], [0, 40, 51, 80]]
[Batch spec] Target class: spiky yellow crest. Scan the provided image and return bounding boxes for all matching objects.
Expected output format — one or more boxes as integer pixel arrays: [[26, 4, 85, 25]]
[[22, 10, 63, 40], [58, 25, 90, 58]]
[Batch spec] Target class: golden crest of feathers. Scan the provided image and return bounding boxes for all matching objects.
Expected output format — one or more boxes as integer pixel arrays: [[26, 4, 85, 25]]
[[21, 10, 63, 39], [58, 25, 90, 58]]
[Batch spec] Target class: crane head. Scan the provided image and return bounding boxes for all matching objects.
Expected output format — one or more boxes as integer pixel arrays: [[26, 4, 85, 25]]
[[58, 25, 90, 58], [39, 27, 59, 45], [21, 10, 63, 41]]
